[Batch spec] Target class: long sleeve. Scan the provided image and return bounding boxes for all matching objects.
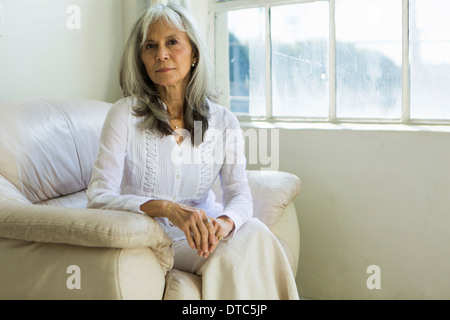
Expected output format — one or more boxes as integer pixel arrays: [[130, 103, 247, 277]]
[[86, 100, 150, 214], [218, 109, 253, 236]]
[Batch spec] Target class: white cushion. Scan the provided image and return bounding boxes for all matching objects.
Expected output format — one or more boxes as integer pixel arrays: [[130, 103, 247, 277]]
[[0, 100, 111, 204], [247, 170, 302, 227]]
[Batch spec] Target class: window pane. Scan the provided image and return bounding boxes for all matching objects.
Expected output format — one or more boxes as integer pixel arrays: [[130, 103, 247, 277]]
[[227, 8, 265, 115], [336, 0, 402, 119], [271, 2, 329, 118], [410, 0, 450, 119]]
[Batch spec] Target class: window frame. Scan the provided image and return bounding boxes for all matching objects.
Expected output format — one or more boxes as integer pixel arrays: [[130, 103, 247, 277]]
[[209, 0, 450, 126]]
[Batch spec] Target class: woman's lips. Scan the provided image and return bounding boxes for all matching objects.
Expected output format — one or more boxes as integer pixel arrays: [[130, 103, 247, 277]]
[[156, 68, 174, 73]]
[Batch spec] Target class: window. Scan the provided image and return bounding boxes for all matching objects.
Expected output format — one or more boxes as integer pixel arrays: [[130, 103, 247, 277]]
[[410, 0, 450, 120], [211, 0, 450, 124], [271, 2, 329, 118], [336, 0, 402, 119], [227, 7, 266, 116]]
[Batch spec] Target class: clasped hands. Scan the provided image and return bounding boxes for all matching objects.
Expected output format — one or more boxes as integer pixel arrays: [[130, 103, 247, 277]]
[[140, 200, 234, 258]]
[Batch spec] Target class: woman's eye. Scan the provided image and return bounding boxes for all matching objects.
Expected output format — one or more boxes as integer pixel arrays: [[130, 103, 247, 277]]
[[168, 39, 179, 46], [145, 44, 156, 50]]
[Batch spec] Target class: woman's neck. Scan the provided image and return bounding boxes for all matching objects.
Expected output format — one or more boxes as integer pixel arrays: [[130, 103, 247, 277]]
[[157, 84, 186, 119]]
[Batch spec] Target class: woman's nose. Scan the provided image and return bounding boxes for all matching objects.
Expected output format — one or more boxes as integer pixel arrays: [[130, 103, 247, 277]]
[[156, 47, 169, 61]]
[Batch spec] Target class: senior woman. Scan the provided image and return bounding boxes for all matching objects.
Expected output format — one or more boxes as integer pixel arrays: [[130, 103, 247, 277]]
[[86, 2, 298, 300]]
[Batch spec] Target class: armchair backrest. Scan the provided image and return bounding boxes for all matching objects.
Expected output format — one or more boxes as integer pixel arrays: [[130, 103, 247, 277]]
[[0, 100, 111, 204]]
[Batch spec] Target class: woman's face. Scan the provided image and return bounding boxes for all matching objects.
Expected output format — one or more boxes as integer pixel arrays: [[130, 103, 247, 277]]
[[141, 19, 196, 93]]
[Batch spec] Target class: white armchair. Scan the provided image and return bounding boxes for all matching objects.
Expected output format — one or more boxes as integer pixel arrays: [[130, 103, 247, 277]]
[[0, 99, 302, 300]]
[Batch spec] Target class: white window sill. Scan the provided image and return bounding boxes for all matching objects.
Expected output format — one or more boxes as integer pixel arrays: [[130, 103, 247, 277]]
[[238, 120, 450, 134]]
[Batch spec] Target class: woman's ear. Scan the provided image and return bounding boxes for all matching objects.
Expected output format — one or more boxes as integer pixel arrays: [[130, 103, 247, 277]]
[[191, 48, 199, 67], [191, 53, 198, 67]]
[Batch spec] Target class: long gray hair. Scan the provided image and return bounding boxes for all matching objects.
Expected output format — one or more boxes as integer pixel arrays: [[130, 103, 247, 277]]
[[119, 2, 218, 145]]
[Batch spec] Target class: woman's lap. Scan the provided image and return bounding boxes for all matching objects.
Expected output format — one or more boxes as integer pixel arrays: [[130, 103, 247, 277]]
[[172, 218, 299, 299]]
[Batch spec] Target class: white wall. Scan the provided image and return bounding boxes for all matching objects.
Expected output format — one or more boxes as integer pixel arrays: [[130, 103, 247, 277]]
[[0, 0, 207, 103], [241, 122, 450, 299], [0, 0, 124, 103], [122, 0, 149, 44]]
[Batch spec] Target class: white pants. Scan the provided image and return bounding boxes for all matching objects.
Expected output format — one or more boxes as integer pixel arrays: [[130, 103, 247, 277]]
[[173, 218, 299, 300]]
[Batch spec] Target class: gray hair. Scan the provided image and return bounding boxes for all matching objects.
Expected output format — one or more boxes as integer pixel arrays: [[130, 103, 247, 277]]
[[119, 2, 218, 145]]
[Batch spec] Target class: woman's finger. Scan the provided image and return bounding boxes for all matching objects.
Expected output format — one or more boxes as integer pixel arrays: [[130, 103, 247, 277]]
[[205, 219, 221, 255], [184, 209, 208, 256], [205, 217, 216, 246], [184, 227, 196, 250], [195, 213, 209, 256], [192, 226, 202, 254]]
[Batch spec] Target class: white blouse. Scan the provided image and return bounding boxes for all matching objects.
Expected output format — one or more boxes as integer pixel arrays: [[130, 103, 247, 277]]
[[86, 97, 253, 241]]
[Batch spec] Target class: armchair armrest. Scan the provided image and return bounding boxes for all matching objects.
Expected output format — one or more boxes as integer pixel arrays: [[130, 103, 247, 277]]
[[0, 201, 173, 272], [246, 170, 302, 228]]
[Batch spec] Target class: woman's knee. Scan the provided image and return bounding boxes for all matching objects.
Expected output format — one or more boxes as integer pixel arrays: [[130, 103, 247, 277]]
[[205, 218, 276, 261], [233, 218, 275, 243]]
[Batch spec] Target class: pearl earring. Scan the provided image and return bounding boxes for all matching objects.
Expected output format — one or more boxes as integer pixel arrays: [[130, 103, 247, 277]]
[[192, 61, 197, 67]]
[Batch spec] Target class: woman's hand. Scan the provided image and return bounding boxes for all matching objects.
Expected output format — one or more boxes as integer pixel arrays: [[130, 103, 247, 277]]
[[140, 200, 235, 257], [204, 216, 235, 257], [140, 200, 214, 256], [166, 202, 214, 256]]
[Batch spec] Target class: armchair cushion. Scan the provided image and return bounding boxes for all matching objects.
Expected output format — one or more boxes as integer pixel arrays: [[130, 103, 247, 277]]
[[247, 170, 302, 227], [0, 99, 110, 204], [0, 201, 174, 272]]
